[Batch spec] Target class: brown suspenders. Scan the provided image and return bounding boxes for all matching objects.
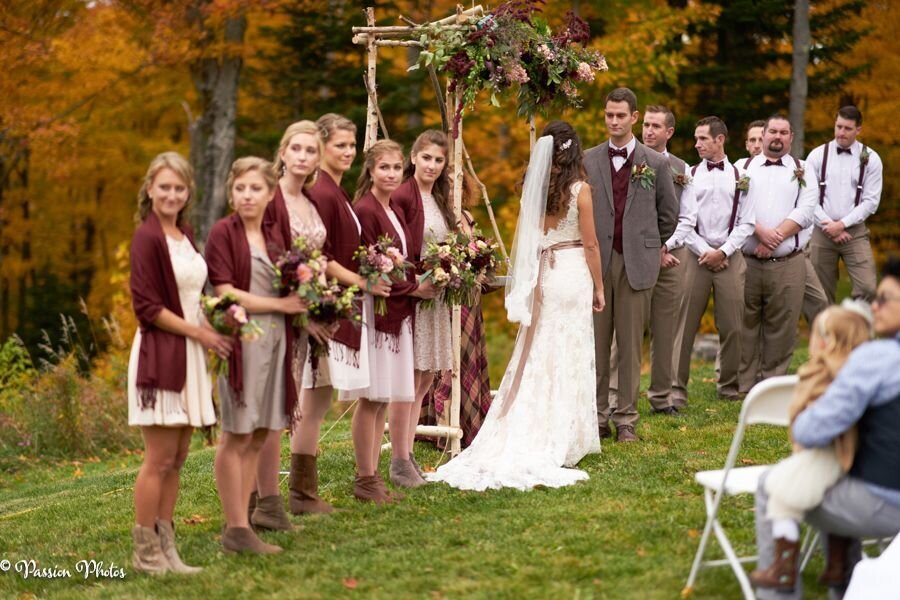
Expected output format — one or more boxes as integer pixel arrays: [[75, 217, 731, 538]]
[[691, 163, 742, 236], [818, 142, 868, 207]]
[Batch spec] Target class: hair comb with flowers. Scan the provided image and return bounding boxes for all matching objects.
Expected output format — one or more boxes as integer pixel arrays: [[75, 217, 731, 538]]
[[840, 297, 874, 333], [558, 139, 573, 151]]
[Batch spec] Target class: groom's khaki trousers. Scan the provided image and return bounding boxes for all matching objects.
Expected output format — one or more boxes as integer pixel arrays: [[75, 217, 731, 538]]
[[595, 251, 651, 428]]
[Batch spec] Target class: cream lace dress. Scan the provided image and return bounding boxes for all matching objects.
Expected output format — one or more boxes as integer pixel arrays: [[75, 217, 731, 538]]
[[413, 191, 453, 371]]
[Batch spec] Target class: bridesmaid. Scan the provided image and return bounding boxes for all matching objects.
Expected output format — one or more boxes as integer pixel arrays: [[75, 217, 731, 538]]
[[128, 151, 233, 574], [425, 174, 495, 448], [205, 157, 305, 554], [288, 114, 391, 514], [251, 119, 332, 529], [391, 130, 454, 483], [345, 139, 436, 502]]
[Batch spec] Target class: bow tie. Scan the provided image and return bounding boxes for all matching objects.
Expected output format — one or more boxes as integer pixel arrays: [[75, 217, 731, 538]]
[[707, 161, 725, 171], [836, 147, 852, 155], [764, 158, 784, 167], [608, 147, 628, 159]]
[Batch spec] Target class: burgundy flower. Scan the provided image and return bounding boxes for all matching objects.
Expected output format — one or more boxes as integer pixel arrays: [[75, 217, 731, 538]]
[[446, 51, 475, 78]]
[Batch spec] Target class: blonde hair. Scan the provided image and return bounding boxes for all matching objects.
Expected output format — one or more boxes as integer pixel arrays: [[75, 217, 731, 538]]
[[273, 120, 322, 188], [789, 305, 872, 470], [226, 156, 278, 204], [316, 113, 357, 142], [136, 151, 195, 225], [353, 139, 403, 203]]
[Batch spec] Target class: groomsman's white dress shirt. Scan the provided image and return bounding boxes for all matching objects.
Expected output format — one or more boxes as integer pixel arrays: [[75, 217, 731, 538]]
[[683, 157, 755, 258], [801, 140, 883, 228], [741, 153, 816, 258]]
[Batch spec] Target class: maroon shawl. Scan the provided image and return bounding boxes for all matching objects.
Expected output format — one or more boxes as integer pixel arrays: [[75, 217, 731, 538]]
[[130, 211, 196, 407], [307, 171, 363, 353], [391, 177, 425, 263], [205, 213, 297, 420], [354, 191, 418, 340]]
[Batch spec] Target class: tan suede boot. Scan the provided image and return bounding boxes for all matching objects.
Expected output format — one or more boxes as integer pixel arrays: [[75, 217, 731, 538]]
[[251, 495, 293, 531], [131, 524, 169, 575], [390, 457, 426, 488], [156, 520, 202, 574], [409, 453, 425, 478], [353, 474, 393, 504], [221, 527, 282, 554], [750, 537, 799, 592], [288, 453, 335, 515]]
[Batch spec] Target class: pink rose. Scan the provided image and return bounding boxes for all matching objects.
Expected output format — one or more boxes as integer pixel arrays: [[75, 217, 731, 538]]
[[297, 264, 314, 284], [226, 304, 248, 327], [376, 254, 394, 273]]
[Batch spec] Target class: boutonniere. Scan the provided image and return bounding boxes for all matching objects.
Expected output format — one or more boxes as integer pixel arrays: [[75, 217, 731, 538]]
[[672, 167, 691, 187], [736, 175, 750, 193], [631, 161, 656, 190], [860, 147, 870, 167], [792, 166, 806, 187]]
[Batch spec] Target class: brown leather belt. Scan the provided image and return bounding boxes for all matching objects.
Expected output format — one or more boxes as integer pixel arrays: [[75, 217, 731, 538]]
[[743, 250, 802, 263]]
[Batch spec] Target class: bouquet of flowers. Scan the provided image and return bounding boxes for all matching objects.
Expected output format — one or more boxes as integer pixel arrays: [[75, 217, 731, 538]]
[[306, 280, 361, 359], [418, 238, 461, 309], [200, 293, 264, 376], [353, 234, 412, 315], [273, 237, 329, 327], [464, 230, 503, 281]]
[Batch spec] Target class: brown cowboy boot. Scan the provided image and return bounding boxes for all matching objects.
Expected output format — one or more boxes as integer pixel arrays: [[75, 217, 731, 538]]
[[288, 453, 335, 515], [221, 527, 282, 555], [750, 537, 799, 592], [819, 534, 851, 587]]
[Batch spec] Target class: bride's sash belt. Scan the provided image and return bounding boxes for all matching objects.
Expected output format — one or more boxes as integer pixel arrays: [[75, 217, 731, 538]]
[[499, 240, 584, 418]]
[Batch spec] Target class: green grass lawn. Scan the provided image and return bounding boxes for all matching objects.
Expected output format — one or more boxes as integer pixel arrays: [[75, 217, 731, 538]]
[[1, 350, 834, 600]]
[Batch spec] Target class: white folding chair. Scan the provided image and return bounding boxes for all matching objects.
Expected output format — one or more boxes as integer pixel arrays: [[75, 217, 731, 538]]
[[683, 375, 799, 599]]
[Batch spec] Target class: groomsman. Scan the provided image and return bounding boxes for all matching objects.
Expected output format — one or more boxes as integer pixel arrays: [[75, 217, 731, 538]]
[[739, 120, 766, 169], [672, 116, 755, 404], [738, 115, 817, 393], [639, 105, 697, 414], [584, 88, 679, 442], [806, 105, 883, 304], [743, 119, 828, 323]]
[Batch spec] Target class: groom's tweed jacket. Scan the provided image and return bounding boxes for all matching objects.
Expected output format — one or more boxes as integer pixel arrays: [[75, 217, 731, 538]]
[[584, 140, 679, 291]]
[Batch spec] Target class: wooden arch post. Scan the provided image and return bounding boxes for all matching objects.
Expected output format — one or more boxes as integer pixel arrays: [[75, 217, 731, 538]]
[[352, 5, 492, 457]]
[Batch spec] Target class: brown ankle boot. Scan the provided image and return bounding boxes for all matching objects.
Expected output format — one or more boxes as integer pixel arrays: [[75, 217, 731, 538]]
[[409, 453, 425, 478], [288, 453, 335, 515], [375, 471, 405, 501], [819, 534, 851, 586], [131, 524, 169, 575], [353, 474, 393, 504], [251, 495, 293, 531], [221, 527, 282, 554], [156, 520, 202, 574], [750, 537, 799, 592]]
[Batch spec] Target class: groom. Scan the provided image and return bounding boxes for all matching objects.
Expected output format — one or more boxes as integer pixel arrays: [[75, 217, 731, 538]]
[[584, 87, 679, 442]]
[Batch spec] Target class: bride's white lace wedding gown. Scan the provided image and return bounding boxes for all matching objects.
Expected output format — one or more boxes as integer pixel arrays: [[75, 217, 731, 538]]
[[427, 181, 600, 491]]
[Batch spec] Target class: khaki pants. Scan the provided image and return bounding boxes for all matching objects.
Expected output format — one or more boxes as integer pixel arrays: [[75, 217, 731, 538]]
[[810, 224, 877, 304], [608, 247, 688, 410], [802, 249, 828, 325], [738, 252, 805, 393], [672, 251, 746, 403], [594, 251, 652, 428]]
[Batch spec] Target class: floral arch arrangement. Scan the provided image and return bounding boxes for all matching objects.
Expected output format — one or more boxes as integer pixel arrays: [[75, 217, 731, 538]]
[[413, 0, 608, 135]]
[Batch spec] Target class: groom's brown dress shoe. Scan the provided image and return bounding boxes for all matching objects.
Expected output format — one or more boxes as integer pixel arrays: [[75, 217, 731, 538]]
[[616, 425, 639, 443], [598, 424, 612, 439]]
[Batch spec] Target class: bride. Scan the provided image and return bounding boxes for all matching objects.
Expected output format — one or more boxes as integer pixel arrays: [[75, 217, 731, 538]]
[[427, 121, 606, 491]]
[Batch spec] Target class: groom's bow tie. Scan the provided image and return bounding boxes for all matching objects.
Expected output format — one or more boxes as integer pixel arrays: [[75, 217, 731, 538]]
[[764, 158, 784, 167], [707, 160, 725, 171], [837, 147, 852, 155], [608, 147, 628, 159]]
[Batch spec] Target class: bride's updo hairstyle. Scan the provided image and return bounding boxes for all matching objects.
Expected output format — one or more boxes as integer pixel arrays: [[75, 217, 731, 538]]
[[542, 120, 586, 216]]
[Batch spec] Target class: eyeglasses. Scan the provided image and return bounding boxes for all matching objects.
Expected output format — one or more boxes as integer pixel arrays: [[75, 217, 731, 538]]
[[872, 293, 900, 307]]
